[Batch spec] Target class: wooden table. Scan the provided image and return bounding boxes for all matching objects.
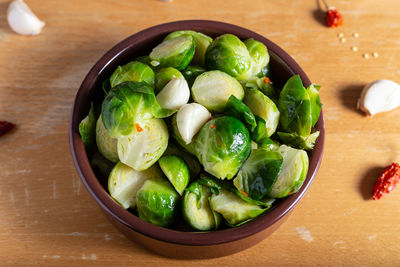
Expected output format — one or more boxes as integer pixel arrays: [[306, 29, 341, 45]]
[[1, 0, 400, 265]]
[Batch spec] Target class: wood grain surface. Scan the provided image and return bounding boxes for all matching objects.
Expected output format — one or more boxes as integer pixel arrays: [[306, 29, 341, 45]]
[[1, 0, 400, 266]]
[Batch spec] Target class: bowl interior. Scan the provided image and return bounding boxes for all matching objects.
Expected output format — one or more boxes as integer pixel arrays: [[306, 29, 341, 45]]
[[70, 20, 324, 246]]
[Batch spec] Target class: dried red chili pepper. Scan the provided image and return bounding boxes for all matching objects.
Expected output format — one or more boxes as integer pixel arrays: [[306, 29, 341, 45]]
[[321, 0, 343, 28], [263, 77, 271, 84], [0, 120, 15, 137], [372, 163, 400, 200], [134, 123, 143, 132]]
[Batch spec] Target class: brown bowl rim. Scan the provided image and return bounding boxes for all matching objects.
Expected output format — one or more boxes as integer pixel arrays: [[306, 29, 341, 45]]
[[69, 19, 325, 246]]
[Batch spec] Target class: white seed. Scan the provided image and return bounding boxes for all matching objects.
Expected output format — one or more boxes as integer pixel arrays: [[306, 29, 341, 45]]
[[340, 37, 346, 43], [363, 53, 370, 59], [357, 80, 400, 116], [7, 0, 45, 36], [352, 32, 359, 38], [372, 52, 379, 58], [156, 77, 190, 110], [351, 46, 358, 52], [176, 103, 211, 144], [337, 33, 344, 38]]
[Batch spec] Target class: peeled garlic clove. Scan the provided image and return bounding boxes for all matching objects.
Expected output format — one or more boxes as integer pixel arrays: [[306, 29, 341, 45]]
[[7, 0, 45, 36], [358, 80, 400, 116], [176, 103, 211, 144], [156, 77, 190, 110]]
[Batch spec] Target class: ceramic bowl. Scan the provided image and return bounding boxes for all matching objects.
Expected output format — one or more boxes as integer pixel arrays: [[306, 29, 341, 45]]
[[69, 20, 324, 259]]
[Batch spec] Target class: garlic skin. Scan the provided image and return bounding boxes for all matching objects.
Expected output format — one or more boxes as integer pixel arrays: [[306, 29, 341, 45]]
[[176, 103, 211, 144], [7, 0, 45, 36], [358, 80, 400, 116], [156, 77, 190, 110]]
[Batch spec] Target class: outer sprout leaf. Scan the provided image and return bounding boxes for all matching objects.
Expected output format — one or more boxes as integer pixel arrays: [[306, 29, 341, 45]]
[[79, 102, 96, 150], [307, 84, 322, 127], [278, 131, 320, 150], [159, 155, 190, 195], [224, 95, 257, 132]]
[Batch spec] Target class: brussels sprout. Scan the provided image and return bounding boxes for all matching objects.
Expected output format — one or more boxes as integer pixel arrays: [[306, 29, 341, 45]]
[[278, 75, 312, 136], [307, 84, 322, 127], [117, 118, 169, 171], [135, 56, 152, 66], [171, 114, 196, 155], [154, 67, 184, 94], [158, 155, 190, 195], [183, 181, 221, 231], [277, 131, 320, 150], [267, 145, 309, 198], [165, 30, 213, 66], [101, 81, 156, 138], [250, 115, 268, 144], [194, 116, 251, 179], [182, 65, 206, 87], [79, 103, 96, 150], [176, 103, 211, 144], [233, 149, 283, 200], [245, 76, 278, 102], [244, 88, 280, 137], [243, 38, 270, 76], [258, 137, 280, 151], [108, 162, 163, 209], [205, 34, 253, 80], [191, 70, 244, 112], [91, 151, 115, 178], [109, 61, 155, 88], [95, 116, 118, 163], [209, 188, 266, 226], [224, 95, 256, 132], [136, 179, 180, 227], [163, 142, 201, 178], [149, 34, 195, 70], [156, 77, 190, 110]]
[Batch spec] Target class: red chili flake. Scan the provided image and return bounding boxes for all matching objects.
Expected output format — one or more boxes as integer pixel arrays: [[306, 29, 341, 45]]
[[0, 120, 15, 136], [372, 163, 400, 200], [210, 124, 216, 129], [263, 77, 271, 84], [322, 0, 343, 28], [134, 123, 143, 132], [240, 191, 248, 197]]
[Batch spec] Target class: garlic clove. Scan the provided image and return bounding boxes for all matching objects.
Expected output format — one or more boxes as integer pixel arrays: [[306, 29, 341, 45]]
[[176, 103, 211, 144], [358, 80, 400, 116], [7, 0, 45, 36], [156, 77, 190, 110]]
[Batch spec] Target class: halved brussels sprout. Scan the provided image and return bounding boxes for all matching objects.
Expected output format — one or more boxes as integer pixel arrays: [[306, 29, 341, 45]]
[[267, 145, 309, 198], [156, 77, 190, 110], [194, 116, 251, 179], [209, 188, 266, 226], [117, 118, 169, 171], [233, 149, 283, 200], [149, 34, 195, 70], [109, 61, 155, 88], [79, 103, 96, 150], [95, 116, 118, 163], [176, 103, 211, 144], [159, 155, 190, 195], [191, 70, 244, 112], [136, 179, 180, 227], [183, 181, 221, 231], [101, 81, 157, 138], [171, 114, 196, 155], [278, 75, 312, 136], [165, 30, 213, 66], [205, 34, 253, 80], [278, 131, 320, 150], [244, 88, 280, 137], [244, 38, 269, 76], [258, 137, 280, 151], [224, 95, 256, 132], [154, 67, 184, 94], [163, 142, 201, 178], [108, 162, 163, 209], [307, 84, 322, 127], [182, 65, 206, 87]]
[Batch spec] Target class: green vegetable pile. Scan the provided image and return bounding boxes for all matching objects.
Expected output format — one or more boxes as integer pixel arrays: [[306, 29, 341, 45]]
[[79, 30, 322, 230]]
